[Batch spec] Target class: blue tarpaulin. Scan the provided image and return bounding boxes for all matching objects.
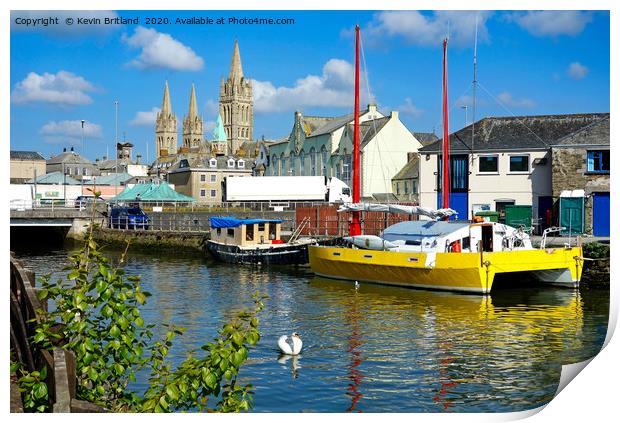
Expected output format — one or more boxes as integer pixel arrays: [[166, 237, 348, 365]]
[[209, 217, 282, 228]]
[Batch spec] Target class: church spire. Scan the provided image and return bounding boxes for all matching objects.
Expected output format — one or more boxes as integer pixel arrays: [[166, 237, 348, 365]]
[[161, 80, 172, 114], [188, 83, 198, 118], [228, 40, 244, 81]]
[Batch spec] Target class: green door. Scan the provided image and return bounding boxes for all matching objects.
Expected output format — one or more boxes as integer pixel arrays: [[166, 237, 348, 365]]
[[560, 197, 584, 235]]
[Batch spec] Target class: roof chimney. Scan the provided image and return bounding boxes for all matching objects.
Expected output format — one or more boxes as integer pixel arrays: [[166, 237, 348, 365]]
[[136, 154, 142, 164], [63, 147, 67, 152], [70, 146, 74, 152]]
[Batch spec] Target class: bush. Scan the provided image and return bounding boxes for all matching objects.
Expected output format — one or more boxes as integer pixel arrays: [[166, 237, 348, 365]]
[[27, 215, 266, 412]]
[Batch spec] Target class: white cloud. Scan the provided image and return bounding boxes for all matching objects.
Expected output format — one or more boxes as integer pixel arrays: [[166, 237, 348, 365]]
[[204, 99, 219, 118], [398, 97, 423, 118], [254, 58, 373, 113], [567, 62, 589, 80], [355, 11, 492, 48], [205, 120, 217, 134], [130, 107, 161, 126], [122, 26, 204, 71], [40, 120, 103, 140], [496, 92, 535, 109], [510, 11, 593, 37], [11, 10, 120, 36], [11, 71, 96, 105]]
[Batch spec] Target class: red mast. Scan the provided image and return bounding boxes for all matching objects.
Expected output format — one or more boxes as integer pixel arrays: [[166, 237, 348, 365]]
[[442, 38, 450, 212], [350, 24, 362, 236]]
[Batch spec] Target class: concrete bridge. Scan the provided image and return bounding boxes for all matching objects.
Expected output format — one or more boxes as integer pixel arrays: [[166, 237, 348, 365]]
[[10, 207, 107, 244]]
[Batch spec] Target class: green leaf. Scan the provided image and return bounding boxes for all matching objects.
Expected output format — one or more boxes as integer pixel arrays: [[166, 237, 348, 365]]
[[232, 332, 244, 347], [67, 269, 80, 280], [33, 382, 48, 400], [166, 385, 180, 401]]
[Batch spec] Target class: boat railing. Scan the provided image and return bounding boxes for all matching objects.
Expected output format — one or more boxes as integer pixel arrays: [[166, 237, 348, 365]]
[[540, 226, 567, 249]]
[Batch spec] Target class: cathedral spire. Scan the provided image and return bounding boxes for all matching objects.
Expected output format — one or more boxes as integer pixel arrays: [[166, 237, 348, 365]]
[[188, 83, 198, 118], [228, 40, 244, 81], [161, 80, 172, 114]]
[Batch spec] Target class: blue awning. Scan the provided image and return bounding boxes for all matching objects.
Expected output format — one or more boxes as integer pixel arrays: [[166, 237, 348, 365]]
[[209, 217, 282, 228]]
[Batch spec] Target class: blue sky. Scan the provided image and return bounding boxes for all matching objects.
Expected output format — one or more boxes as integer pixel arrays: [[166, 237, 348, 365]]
[[9, 9, 610, 162]]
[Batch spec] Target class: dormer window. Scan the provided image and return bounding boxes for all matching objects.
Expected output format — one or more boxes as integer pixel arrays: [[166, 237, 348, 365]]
[[237, 159, 245, 168], [227, 158, 235, 168], [209, 158, 217, 168], [179, 159, 189, 168]]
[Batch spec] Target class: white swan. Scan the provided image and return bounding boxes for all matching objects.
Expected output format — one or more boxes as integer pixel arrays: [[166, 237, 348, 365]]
[[278, 332, 303, 355]]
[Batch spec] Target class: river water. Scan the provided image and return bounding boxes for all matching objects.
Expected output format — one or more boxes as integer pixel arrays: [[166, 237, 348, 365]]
[[13, 245, 610, 413]]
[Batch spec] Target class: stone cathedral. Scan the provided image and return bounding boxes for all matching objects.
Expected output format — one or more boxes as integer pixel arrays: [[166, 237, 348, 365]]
[[154, 40, 254, 160]]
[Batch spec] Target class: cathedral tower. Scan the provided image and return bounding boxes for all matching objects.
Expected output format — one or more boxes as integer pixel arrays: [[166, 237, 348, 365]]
[[182, 83, 204, 150], [155, 81, 178, 157], [219, 40, 253, 155]]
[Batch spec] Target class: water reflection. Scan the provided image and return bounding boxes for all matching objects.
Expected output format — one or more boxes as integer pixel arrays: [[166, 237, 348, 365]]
[[13, 248, 608, 413], [308, 277, 594, 412]]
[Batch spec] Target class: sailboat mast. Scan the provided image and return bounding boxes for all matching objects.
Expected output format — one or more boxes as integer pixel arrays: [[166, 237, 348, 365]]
[[350, 24, 361, 236], [442, 38, 450, 211]]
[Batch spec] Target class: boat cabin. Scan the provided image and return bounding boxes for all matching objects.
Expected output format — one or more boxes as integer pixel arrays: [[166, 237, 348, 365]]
[[209, 217, 283, 247], [381, 220, 533, 253]]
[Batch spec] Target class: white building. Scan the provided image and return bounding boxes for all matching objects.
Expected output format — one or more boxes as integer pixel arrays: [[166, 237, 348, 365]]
[[266, 104, 423, 198], [418, 113, 607, 224]]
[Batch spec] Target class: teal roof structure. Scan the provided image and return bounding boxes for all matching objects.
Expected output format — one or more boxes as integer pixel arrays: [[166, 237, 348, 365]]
[[28, 171, 81, 185], [212, 114, 227, 142], [113, 181, 196, 203]]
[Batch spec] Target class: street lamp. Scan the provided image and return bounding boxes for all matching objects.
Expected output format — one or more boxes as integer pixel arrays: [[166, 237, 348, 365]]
[[81, 119, 85, 154], [460, 105, 468, 127]]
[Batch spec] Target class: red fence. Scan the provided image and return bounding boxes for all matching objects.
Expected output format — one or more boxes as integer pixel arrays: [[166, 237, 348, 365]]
[[295, 204, 418, 237]]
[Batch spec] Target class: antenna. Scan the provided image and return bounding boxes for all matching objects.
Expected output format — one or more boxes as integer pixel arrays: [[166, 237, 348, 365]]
[[472, 13, 478, 159]]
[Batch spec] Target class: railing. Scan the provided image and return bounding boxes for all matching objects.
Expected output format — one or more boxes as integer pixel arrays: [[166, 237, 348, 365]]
[[10, 255, 104, 412]]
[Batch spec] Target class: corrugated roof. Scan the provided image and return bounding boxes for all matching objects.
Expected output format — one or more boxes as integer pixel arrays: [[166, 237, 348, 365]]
[[419, 113, 610, 154], [28, 171, 81, 185], [94, 172, 133, 186]]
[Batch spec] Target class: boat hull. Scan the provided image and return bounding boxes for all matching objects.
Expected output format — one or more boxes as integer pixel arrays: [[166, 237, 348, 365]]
[[207, 240, 310, 265], [308, 245, 583, 294]]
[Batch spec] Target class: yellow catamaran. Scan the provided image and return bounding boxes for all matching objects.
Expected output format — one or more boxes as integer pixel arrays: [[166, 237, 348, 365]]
[[308, 27, 583, 295]]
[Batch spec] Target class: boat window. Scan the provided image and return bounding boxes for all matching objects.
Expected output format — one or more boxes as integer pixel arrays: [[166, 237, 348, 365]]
[[462, 236, 471, 251], [216, 228, 221, 236], [481, 226, 493, 252], [269, 223, 277, 240], [405, 240, 422, 246], [258, 223, 265, 231], [227, 228, 235, 237], [246, 224, 255, 241]]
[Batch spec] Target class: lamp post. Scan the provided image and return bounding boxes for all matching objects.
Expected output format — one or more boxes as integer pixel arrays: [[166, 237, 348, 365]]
[[81, 119, 85, 158], [460, 105, 468, 127]]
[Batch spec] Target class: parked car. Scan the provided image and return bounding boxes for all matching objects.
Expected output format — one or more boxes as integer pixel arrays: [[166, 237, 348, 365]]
[[75, 195, 107, 209], [109, 207, 150, 230]]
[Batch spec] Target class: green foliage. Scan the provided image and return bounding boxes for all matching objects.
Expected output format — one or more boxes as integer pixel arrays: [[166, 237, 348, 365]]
[[582, 242, 610, 259], [13, 362, 50, 412], [29, 220, 266, 412]]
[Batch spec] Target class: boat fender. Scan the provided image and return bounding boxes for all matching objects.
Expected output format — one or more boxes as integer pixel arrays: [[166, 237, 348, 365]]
[[451, 240, 462, 253]]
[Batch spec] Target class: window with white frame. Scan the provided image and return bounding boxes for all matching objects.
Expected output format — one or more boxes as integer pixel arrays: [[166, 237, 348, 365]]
[[478, 155, 499, 173], [237, 159, 245, 168], [209, 158, 217, 168], [210, 189, 217, 197], [200, 189, 206, 197], [200, 174, 206, 182], [509, 155, 529, 172], [227, 158, 235, 168], [210, 174, 216, 182]]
